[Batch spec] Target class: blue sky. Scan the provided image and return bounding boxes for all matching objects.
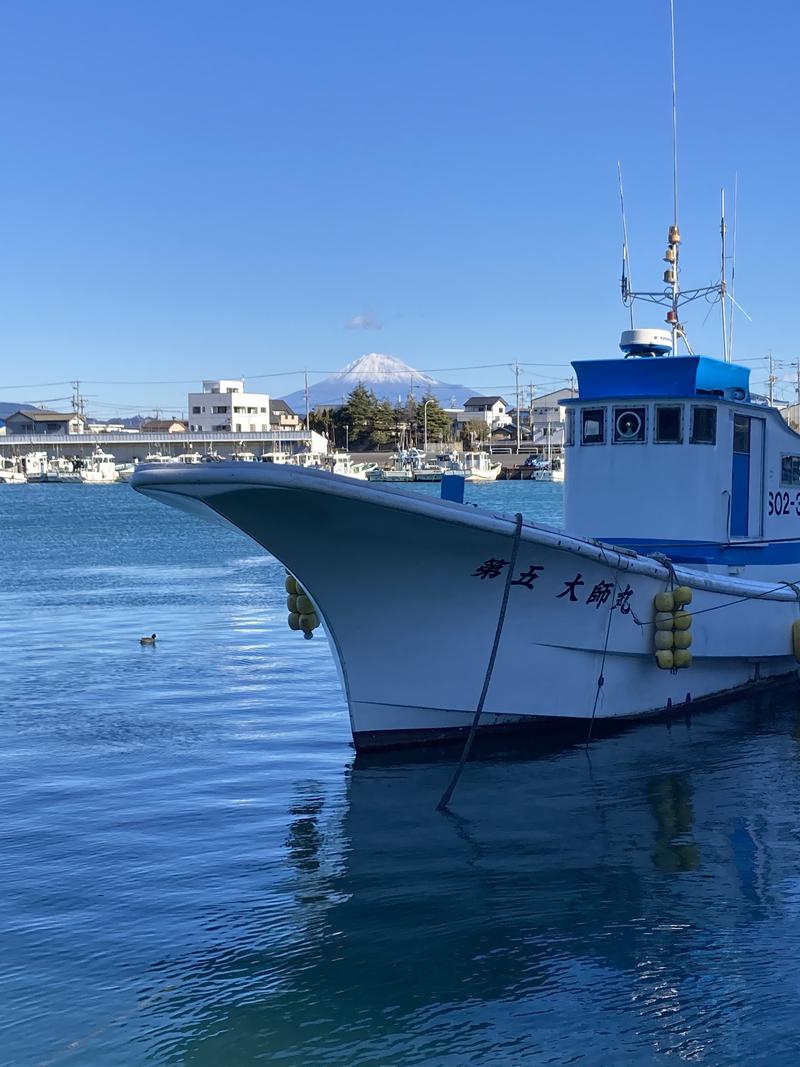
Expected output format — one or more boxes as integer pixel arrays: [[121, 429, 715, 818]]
[[0, 0, 798, 417]]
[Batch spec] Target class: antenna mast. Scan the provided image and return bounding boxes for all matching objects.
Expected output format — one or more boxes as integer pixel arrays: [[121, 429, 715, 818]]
[[720, 188, 728, 361], [618, 162, 635, 329], [666, 0, 681, 355], [619, 0, 726, 358], [728, 172, 738, 362]]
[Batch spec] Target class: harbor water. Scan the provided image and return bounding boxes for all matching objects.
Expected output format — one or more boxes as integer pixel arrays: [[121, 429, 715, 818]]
[[3, 481, 800, 1064]]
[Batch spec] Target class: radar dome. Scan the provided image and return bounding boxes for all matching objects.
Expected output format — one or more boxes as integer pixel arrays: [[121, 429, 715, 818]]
[[619, 329, 673, 357]]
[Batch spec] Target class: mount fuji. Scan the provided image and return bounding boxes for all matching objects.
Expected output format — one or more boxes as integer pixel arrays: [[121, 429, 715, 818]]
[[282, 353, 474, 410]]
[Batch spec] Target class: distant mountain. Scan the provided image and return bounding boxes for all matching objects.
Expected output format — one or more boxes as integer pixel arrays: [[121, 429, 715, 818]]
[[0, 401, 37, 422], [282, 353, 475, 410], [87, 415, 148, 429]]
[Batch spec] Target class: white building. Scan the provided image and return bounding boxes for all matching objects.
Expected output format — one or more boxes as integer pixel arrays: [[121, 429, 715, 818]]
[[188, 379, 272, 433], [454, 396, 511, 430]]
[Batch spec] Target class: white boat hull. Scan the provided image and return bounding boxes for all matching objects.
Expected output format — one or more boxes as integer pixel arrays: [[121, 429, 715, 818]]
[[132, 464, 800, 749]]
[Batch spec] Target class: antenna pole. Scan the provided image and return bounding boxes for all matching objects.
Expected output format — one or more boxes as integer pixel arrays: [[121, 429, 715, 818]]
[[670, 0, 679, 235], [664, 0, 681, 355], [618, 162, 634, 329], [728, 172, 738, 363], [720, 187, 728, 361]]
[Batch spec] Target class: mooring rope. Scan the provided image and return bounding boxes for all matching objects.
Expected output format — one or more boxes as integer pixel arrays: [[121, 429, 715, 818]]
[[437, 511, 524, 812], [585, 569, 619, 748]]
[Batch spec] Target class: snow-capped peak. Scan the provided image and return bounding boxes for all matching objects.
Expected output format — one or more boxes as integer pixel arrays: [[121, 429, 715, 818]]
[[337, 353, 439, 386]]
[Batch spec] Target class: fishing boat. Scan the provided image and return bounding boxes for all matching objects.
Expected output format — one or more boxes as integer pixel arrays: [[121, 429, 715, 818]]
[[325, 453, 376, 479], [0, 457, 25, 484], [367, 466, 414, 483], [131, 325, 800, 751], [531, 456, 564, 482], [133, 220, 800, 750], [450, 451, 502, 481], [131, 7, 800, 751], [20, 452, 51, 482], [79, 448, 118, 483]]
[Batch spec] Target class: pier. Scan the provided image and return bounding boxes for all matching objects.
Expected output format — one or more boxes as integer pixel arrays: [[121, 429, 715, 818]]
[[0, 429, 329, 465]]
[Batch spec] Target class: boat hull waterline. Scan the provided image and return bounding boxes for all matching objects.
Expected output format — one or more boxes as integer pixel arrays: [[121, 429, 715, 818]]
[[131, 464, 800, 750]]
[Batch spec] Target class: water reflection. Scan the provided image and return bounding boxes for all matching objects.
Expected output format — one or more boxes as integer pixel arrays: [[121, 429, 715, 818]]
[[649, 774, 699, 874], [143, 686, 800, 1064]]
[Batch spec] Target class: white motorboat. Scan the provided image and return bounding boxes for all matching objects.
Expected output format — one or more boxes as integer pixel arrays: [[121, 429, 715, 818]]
[[445, 451, 501, 481], [0, 458, 25, 483], [79, 449, 117, 483], [532, 457, 565, 482], [20, 452, 51, 482], [325, 453, 375, 479], [258, 452, 292, 465], [367, 466, 414, 483]]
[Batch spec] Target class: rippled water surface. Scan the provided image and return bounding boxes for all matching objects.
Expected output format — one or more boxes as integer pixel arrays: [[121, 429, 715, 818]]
[[3, 481, 800, 1065]]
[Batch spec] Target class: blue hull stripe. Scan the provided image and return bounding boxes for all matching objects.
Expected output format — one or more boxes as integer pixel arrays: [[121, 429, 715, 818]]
[[597, 537, 800, 567]]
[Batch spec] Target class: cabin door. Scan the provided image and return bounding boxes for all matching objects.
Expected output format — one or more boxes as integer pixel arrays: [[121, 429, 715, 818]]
[[730, 414, 764, 538]]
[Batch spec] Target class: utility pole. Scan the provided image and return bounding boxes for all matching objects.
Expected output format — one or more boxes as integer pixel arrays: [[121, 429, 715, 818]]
[[528, 381, 534, 443], [303, 369, 310, 432], [514, 362, 521, 453], [767, 351, 776, 407], [71, 380, 85, 417]]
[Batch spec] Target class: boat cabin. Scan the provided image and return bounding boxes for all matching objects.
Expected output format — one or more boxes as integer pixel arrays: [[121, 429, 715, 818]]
[[563, 329, 800, 562]]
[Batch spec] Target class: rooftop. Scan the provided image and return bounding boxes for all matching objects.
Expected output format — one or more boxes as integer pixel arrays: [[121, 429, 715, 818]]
[[569, 356, 751, 403], [5, 409, 82, 422], [464, 395, 506, 408]]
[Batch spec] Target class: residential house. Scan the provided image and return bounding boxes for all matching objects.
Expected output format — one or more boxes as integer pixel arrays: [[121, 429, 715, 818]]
[[455, 396, 511, 430], [270, 399, 301, 430], [3, 409, 87, 435], [139, 418, 188, 433]]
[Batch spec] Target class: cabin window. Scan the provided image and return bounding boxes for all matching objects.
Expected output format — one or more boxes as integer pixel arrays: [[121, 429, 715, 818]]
[[655, 405, 683, 443], [733, 414, 750, 454], [565, 410, 575, 447], [613, 407, 646, 443], [690, 406, 716, 445], [781, 456, 800, 485], [581, 408, 605, 444]]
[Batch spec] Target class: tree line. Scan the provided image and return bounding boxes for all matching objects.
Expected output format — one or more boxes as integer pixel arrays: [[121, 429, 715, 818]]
[[308, 384, 464, 451]]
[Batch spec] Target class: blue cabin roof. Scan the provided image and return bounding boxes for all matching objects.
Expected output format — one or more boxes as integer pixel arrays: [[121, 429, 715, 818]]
[[570, 356, 751, 403]]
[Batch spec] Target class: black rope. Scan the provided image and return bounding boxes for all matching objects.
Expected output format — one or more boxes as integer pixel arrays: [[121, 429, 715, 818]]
[[585, 571, 619, 748], [437, 512, 524, 812]]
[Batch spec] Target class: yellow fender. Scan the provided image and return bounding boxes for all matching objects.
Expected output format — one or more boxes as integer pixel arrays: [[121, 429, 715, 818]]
[[654, 591, 675, 613]]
